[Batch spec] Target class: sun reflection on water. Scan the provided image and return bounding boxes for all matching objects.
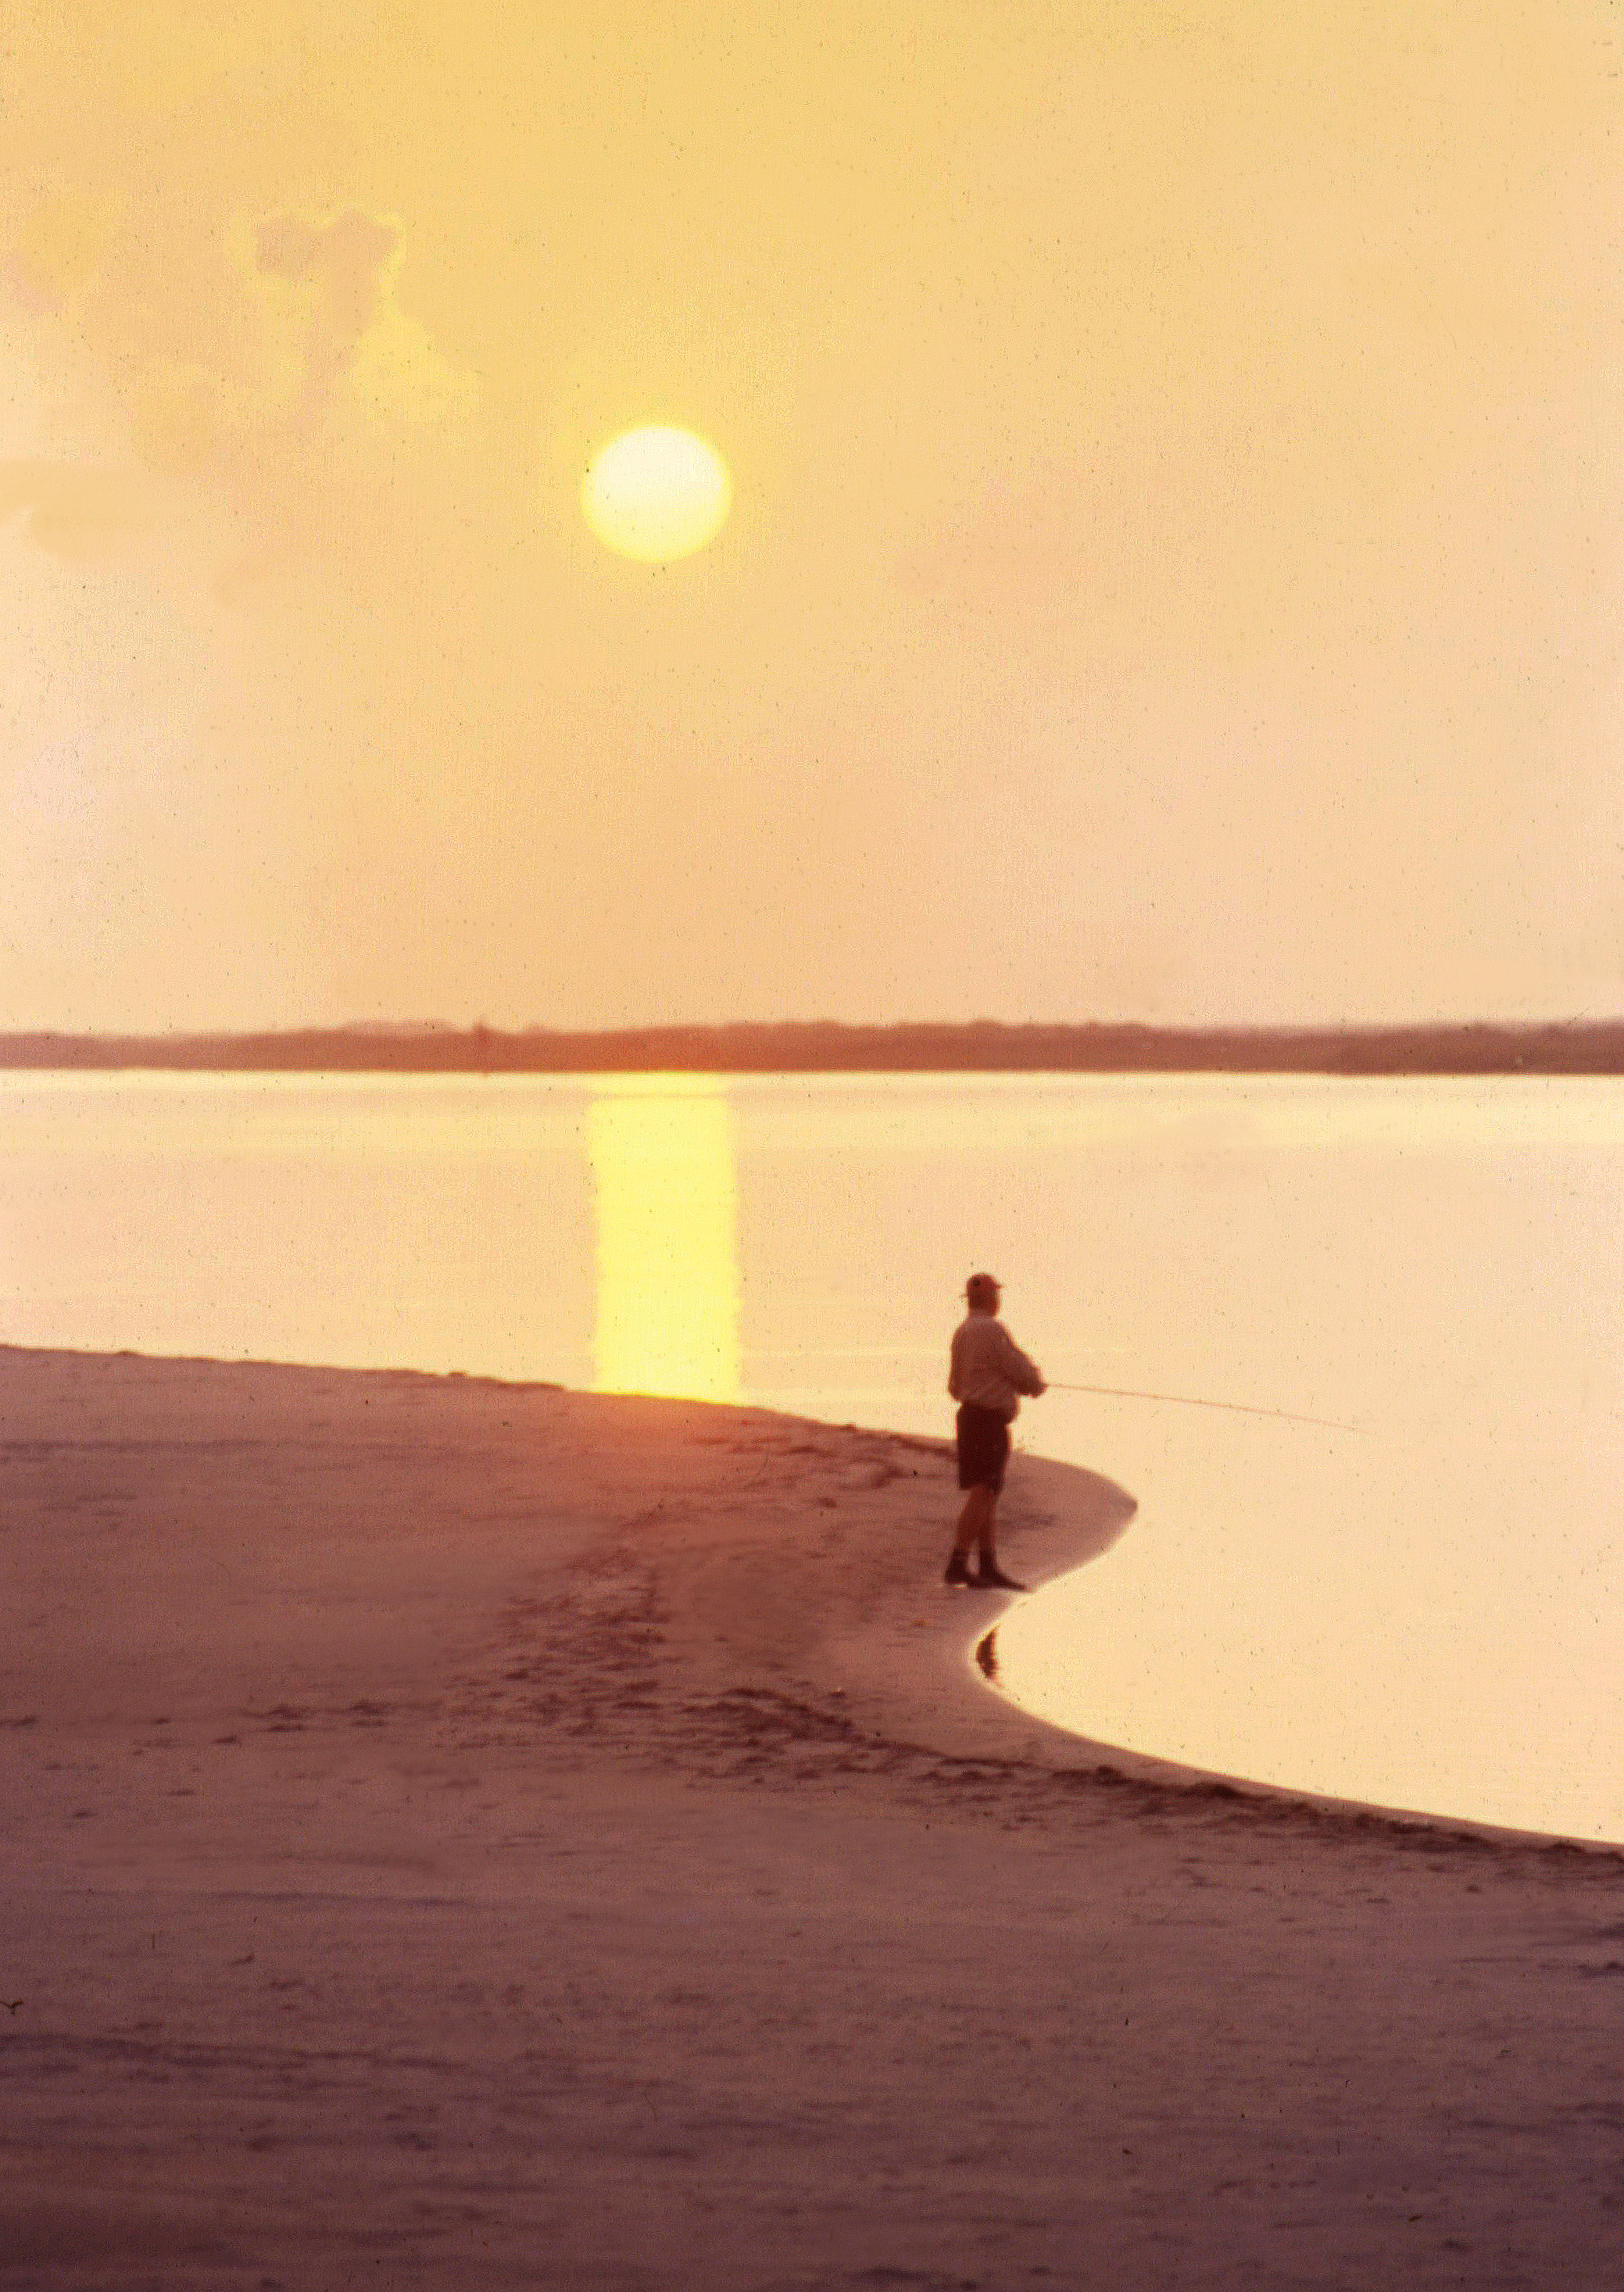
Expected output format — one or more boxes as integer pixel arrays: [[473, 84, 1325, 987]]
[[586, 1076, 741, 1401]]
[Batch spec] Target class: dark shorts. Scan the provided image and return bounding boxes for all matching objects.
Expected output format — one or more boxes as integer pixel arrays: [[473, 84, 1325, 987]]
[[956, 1403, 1011, 1493]]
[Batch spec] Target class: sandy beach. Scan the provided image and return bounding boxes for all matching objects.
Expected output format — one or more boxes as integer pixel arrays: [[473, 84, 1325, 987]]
[[2, 1344, 1620, 2290]]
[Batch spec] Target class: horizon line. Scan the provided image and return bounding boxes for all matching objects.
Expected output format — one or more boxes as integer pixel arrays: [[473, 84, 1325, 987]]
[[3, 1015, 1623, 1078]]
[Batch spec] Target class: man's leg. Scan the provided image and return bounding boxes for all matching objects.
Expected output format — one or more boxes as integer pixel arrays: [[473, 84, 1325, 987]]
[[946, 1483, 993, 1582], [953, 1482, 993, 1556], [972, 1489, 1025, 1590]]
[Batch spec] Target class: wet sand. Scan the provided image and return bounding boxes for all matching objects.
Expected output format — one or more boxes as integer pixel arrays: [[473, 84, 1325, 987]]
[[2, 1346, 1620, 2290]]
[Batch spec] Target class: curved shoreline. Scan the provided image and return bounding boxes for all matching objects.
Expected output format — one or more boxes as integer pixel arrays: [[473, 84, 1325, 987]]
[[5, 1341, 1613, 1859], [970, 1605, 1624, 1859]]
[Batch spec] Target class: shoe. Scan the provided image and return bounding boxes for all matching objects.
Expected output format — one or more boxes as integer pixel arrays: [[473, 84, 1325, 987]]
[[974, 1564, 1026, 1592], [943, 1554, 975, 1587]]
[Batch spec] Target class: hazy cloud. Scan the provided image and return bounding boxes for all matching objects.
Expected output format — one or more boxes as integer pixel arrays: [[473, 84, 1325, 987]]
[[0, 193, 113, 313], [0, 459, 152, 558], [241, 208, 480, 438], [252, 210, 399, 411]]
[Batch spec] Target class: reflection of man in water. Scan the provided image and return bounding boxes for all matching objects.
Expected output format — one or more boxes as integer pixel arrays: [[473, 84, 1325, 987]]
[[946, 1272, 1045, 1589]]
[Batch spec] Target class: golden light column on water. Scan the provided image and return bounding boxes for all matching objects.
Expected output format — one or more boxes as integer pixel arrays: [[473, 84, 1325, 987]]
[[586, 1076, 742, 1401]]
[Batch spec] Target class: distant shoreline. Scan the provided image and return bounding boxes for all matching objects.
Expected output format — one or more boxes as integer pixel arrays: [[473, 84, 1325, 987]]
[[4, 1018, 1624, 1074]]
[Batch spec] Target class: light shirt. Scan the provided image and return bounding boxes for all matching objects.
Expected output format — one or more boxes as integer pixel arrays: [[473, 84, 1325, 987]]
[[948, 1308, 1045, 1421]]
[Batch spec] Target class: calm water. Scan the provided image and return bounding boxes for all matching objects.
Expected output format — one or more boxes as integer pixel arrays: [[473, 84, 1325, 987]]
[[3, 1069, 1620, 1843]]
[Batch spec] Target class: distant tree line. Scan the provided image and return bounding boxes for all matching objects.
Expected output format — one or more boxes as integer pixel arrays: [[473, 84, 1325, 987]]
[[3, 1019, 1623, 1073]]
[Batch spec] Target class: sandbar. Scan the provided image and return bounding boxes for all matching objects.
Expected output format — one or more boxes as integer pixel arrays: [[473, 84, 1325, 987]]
[[2, 1346, 1619, 2290]]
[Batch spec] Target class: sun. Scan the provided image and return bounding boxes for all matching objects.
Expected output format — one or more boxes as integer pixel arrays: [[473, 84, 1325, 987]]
[[581, 426, 732, 563]]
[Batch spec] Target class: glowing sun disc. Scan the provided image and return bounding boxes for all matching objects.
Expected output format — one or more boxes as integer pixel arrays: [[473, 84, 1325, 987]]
[[581, 425, 732, 563]]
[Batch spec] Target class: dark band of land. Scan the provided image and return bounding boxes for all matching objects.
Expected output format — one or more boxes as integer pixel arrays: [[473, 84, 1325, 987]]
[[5, 1017, 1624, 1074]]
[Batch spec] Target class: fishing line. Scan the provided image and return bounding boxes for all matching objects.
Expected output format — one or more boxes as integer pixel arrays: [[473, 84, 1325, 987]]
[[1046, 1380, 1364, 1434]]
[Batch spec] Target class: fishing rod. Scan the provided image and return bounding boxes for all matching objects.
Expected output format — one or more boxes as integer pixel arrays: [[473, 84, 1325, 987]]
[[1045, 1380, 1364, 1434]]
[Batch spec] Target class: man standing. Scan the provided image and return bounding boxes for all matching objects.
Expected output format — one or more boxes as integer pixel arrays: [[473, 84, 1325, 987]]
[[946, 1272, 1045, 1589]]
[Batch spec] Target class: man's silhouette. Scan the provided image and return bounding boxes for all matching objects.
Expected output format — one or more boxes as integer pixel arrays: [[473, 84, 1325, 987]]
[[945, 1272, 1044, 1590]]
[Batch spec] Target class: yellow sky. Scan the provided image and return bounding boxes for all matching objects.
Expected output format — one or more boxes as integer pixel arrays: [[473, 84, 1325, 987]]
[[3, 1, 1620, 1029]]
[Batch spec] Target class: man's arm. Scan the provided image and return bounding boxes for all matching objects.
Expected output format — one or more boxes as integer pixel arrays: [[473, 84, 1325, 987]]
[[999, 1325, 1045, 1396]]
